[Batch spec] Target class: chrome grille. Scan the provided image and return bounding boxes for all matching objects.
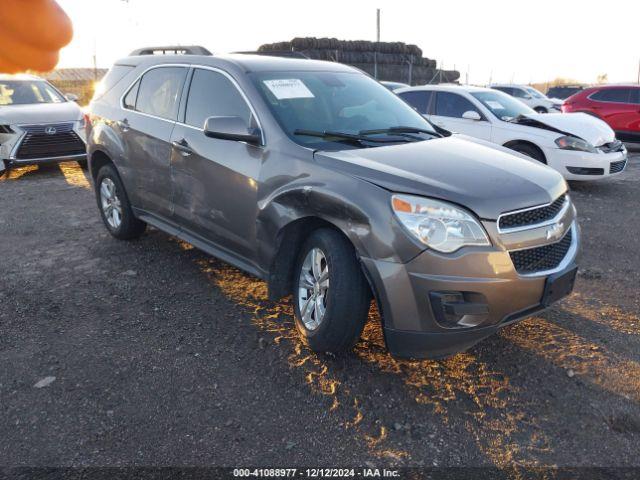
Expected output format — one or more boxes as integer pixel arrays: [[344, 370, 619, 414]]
[[15, 123, 85, 160], [498, 194, 567, 231], [510, 228, 573, 275]]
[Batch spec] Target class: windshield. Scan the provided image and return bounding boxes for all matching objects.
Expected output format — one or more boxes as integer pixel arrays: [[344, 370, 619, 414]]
[[471, 91, 536, 121], [0, 80, 66, 105], [525, 87, 546, 99], [250, 71, 437, 149]]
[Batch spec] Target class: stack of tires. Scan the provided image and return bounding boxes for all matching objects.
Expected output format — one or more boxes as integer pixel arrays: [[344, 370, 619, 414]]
[[257, 37, 460, 85]]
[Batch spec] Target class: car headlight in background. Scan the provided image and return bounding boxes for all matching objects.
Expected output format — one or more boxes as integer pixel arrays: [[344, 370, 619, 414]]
[[555, 135, 597, 153], [391, 194, 490, 253]]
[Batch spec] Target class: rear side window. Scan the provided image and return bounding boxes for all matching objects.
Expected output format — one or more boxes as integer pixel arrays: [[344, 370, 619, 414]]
[[397, 91, 432, 114], [134, 67, 187, 120], [94, 64, 134, 99], [590, 88, 632, 103], [434, 92, 480, 119], [184, 69, 252, 128]]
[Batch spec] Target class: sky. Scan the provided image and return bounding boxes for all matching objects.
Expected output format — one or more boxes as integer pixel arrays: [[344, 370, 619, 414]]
[[56, 0, 640, 85]]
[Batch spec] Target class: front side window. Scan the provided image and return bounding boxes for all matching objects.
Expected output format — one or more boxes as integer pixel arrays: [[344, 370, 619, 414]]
[[511, 88, 529, 99], [250, 71, 436, 150], [525, 87, 545, 99], [134, 67, 187, 120], [185, 69, 252, 128], [493, 86, 513, 95], [471, 91, 536, 121], [434, 92, 481, 119], [591, 88, 632, 104], [0, 80, 65, 105], [397, 90, 432, 114]]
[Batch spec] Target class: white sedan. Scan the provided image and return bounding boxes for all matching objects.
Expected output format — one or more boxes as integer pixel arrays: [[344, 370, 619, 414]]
[[490, 84, 563, 113], [396, 85, 627, 181]]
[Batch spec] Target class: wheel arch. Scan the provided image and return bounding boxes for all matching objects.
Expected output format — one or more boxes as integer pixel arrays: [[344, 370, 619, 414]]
[[89, 149, 115, 182], [503, 139, 547, 164]]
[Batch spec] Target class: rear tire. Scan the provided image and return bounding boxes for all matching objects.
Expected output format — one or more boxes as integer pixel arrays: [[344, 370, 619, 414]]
[[509, 142, 547, 164], [95, 164, 146, 240], [293, 228, 370, 354]]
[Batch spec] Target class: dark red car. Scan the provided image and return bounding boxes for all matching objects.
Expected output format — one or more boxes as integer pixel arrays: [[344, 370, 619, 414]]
[[562, 85, 640, 143]]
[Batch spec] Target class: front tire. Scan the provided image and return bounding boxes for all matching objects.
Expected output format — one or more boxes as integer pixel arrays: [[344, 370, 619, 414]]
[[534, 106, 548, 114], [293, 229, 370, 354], [95, 164, 146, 240]]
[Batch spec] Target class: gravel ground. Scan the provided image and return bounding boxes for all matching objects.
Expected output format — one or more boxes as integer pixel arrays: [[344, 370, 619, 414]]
[[0, 151, 639, 470]]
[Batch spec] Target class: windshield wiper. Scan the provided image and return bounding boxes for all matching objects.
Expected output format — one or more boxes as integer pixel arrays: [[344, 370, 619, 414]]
[[360, 126, 439, 136], [293, 129, 410, 145]]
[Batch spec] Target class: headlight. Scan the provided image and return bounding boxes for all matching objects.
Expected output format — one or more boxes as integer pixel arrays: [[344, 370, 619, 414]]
[[391, 194, 490, 253], [555, 135, 596, 153]]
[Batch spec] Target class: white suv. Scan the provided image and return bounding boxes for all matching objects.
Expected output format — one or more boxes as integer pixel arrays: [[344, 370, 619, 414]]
[[396, 84, 627, 181], [0, 74, 87, 174], [490, 84, 562, 113]]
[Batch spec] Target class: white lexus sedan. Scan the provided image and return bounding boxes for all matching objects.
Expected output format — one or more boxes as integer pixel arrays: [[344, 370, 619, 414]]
[[0, 74, 87, 175], [396, 85, 627, 180]]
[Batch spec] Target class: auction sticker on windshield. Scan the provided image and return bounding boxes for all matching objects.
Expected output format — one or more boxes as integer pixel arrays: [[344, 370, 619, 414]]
[[263, 79, 315, 99]]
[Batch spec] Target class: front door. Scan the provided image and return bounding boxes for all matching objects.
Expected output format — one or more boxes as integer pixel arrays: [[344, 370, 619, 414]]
[[430, 91, 492, 141], [170, 67, 264, 262]]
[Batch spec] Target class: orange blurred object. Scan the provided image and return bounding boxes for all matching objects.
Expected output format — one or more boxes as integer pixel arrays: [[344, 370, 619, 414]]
[[0, 0, 73, 73]]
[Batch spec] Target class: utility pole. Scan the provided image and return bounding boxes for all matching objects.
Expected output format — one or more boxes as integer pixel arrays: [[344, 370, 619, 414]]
[[374, 9, 380, 79]]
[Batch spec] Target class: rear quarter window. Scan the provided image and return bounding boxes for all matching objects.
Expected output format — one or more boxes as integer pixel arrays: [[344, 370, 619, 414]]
[[94, 64, 135, 99]]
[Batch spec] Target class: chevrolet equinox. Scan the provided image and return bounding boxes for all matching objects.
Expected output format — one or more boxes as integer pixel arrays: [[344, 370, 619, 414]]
[[87, 46, 579, 358]]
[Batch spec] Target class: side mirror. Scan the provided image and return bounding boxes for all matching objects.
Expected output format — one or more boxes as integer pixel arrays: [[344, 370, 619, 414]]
[[462, 110, 482, 121], [65, 93, 79, 102], [203, 116, 261, 145], [522, 94, 532, 100]]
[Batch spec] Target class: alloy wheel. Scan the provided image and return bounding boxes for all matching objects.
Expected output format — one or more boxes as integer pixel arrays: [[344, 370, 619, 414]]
[[298, 247, 330, 331], [100, 177, 123, 229]]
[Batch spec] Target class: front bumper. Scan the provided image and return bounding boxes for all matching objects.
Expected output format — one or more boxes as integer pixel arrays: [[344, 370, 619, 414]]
[[545, 146, 627, 181], [1, 122, 87, 167], [362, 216, 580, 359]]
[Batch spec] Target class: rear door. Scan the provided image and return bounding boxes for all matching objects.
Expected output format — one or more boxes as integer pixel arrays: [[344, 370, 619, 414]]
[[430, 91, 492, 140], [396, 90, 432, 118], [120, 65, 188, 219], [588, 88, 638, 134], [169, 67, 264, 262]]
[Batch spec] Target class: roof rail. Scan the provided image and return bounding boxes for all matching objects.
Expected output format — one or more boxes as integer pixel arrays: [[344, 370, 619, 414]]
[[129, 45, 212, 56], [234, 51, 309, 59]]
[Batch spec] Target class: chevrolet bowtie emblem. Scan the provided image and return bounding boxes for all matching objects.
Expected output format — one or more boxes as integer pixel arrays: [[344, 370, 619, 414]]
[[546, 222, 565, 241]]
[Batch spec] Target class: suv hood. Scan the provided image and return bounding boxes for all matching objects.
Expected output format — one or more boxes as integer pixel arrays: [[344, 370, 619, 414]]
[[0, 102, 82, 125], [516, 112, 614, 146], [315, 136, 566, 220]]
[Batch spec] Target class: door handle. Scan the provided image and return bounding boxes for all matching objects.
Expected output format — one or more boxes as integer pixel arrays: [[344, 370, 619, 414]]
[[117, 119, 130, 132], [171, 139, 193, 156]]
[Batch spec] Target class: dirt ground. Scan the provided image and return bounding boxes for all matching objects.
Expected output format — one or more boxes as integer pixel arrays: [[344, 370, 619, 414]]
[[1, 151, 639, 471]]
